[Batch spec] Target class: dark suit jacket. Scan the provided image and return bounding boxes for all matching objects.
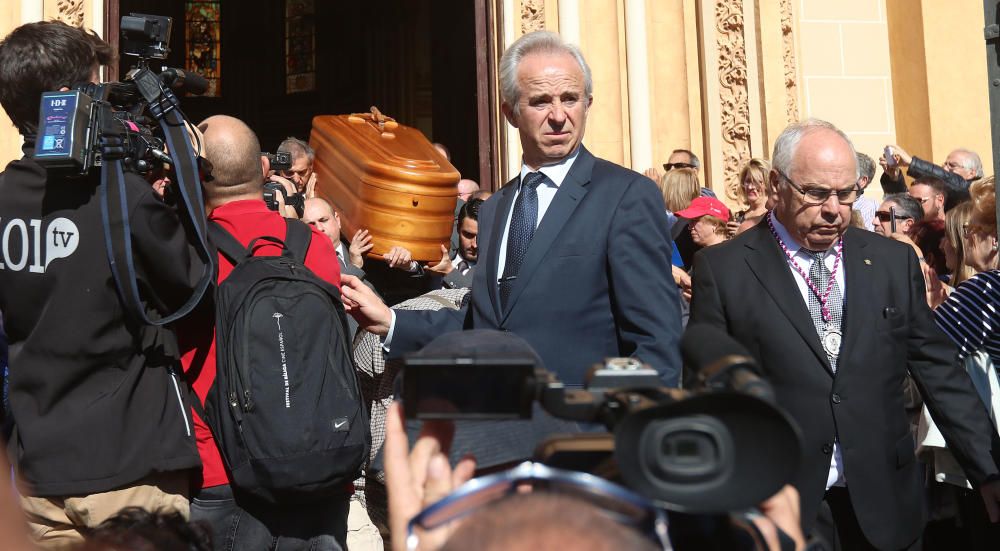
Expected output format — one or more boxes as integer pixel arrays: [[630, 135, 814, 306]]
[[442, 264, 475, 289], [392, 146, 683, 386], [690, 223, 1000, 549]]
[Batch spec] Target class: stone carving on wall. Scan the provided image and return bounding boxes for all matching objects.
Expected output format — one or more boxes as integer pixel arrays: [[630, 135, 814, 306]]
[[780, 0, 800, 123], [716, 0, 751, 201], [521, 0, 545, 34], [55, 0, 86, 27]]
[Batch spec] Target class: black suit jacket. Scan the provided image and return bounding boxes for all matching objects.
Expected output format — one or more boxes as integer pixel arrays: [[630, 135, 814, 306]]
[[689, 222, 1000, 549], [392, 146, 683, 385]]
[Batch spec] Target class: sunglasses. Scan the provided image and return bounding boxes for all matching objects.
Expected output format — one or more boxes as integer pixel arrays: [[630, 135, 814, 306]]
[[663, 162, 696, 171], [875, 211, 911, 223], [406, 461, 670, 550]]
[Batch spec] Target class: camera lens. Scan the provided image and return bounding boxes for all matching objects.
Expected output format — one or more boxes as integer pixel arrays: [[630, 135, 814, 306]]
[[641, 415, 728, 485]]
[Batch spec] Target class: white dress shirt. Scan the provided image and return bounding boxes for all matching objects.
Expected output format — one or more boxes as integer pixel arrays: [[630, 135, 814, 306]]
[[495, 147, 580, 279], [769, 212, 847, 490], [852, 195, 878, 232], [451, 254, 475, 274], [335, 241, 348, 268], [382, 147, 581, 352]]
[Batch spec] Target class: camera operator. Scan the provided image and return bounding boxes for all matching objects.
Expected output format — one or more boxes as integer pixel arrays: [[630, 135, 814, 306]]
[[0, 21, 207, 547]]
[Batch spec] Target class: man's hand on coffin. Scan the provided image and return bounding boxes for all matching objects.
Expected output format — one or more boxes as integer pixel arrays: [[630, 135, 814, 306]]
[[350, 229, 374, 268], [384, 246, 419, 272], [305, 172, 318, 199]]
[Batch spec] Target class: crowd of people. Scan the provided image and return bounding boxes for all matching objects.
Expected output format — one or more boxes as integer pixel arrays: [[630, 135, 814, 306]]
[[0, 17, 998, 551]]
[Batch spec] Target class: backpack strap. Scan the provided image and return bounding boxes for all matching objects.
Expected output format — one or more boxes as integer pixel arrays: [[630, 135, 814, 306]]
[[283, 218, 312, 265], [208, 221, 251, 265]]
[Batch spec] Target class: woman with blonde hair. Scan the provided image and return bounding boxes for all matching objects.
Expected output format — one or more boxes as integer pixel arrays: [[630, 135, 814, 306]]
[[727, 158, 771, 236], [660, 168, 701, 214], [933, 176, 1000, 547], [941, 202, 978, 288]]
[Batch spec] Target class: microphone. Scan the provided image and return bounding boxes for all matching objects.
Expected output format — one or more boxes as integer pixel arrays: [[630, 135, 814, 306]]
[[681, 323, 775, 403], [159, 68, 209, 96]]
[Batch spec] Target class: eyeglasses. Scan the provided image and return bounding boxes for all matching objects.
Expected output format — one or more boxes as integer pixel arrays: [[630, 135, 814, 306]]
[[742, 180, 763, 190], [875, 211, 912, 223], [775, 169, 861, 205], [663, 162, 696, 171], [405, 461, 670, 550]]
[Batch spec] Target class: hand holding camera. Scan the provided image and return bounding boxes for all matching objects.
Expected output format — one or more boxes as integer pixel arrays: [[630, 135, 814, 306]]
[[263, 175, 303, 219], [880, 144, 912, 178]]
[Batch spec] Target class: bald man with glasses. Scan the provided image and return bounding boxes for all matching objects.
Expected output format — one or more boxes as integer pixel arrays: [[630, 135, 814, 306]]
[[691, 119, 1000, 550]]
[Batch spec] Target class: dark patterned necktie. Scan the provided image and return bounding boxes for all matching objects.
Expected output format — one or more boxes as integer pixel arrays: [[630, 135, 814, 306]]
[[807, 251, 843, 371], [499, 171, 546, 309]]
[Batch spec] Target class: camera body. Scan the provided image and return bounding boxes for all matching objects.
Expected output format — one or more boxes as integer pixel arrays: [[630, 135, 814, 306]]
[[265, 151, 292, 172], [35, 84, 168, 176], [263, 180, 305, 217], [261, 151, 305, 217]]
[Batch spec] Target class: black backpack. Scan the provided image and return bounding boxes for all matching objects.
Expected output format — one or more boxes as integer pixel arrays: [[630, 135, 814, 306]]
[[204, 218, 370, 503]]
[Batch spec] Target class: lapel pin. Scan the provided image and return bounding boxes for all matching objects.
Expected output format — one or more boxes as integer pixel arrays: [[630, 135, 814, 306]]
[[864, 259, 872, 265]]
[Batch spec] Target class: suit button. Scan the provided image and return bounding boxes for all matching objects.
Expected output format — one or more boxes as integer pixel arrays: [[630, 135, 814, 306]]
[[822, 443, 833, 454], [831, 393, 842, 404]]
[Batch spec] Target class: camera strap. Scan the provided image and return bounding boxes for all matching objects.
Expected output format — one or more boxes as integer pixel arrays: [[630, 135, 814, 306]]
[[99, 96, 215, 326]]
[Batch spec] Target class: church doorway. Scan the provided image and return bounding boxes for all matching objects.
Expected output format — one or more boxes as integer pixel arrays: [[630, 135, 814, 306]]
[[108, 0, 498, 187]]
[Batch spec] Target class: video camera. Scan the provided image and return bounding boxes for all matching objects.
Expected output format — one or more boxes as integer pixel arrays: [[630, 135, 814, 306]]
[[33, 14, 208, 176], [403, 324, 803, 515], [29, 14, 214, 328]]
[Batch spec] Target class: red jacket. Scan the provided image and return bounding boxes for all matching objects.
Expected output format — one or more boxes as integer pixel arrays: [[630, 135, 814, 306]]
[[178, 200, 341, 488]]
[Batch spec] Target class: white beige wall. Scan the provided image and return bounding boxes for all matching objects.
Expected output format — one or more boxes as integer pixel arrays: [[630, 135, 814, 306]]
[[796, 0, 896, 199]]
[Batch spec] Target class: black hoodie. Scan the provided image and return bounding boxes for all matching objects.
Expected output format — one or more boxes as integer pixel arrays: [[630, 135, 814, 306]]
[[0, 144, 204, 496]]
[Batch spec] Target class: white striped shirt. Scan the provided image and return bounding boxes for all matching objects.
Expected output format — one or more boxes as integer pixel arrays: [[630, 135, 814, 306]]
[[935, 270, 1000, 364], [852, 195, 878, 232]]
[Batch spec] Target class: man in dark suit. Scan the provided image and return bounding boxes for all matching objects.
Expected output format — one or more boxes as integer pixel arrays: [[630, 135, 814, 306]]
[[424, 198, 482, 290], [340, 30, 682, 386], [689, 119, 1000, 549]]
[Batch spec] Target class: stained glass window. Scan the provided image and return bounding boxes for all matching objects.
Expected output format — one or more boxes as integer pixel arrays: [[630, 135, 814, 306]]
[[185, 1, 221, 97], [285, 0, 316, 94]]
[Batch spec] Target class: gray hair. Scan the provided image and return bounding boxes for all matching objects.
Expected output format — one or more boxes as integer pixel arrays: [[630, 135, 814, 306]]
[[499, 31, 593, 113], [672, 149, 701, 169], [951, 148, 984, 179], [883, 193, 924, 223], [278, 136, 314, 163], [771, 119, 860, 182], [856, 152, 875, 183]]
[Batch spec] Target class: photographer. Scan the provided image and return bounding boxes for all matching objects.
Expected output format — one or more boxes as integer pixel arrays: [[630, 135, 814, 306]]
[[179, 115, 351, 550], [0, 21, 206, 547]]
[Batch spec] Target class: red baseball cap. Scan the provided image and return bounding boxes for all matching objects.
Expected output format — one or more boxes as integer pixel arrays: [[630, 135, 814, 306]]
[[675, 196, 731, 222]]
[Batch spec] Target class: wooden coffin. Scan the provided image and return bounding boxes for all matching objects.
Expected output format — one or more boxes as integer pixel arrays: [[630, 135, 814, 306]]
[[309, 108, 459, 262]]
